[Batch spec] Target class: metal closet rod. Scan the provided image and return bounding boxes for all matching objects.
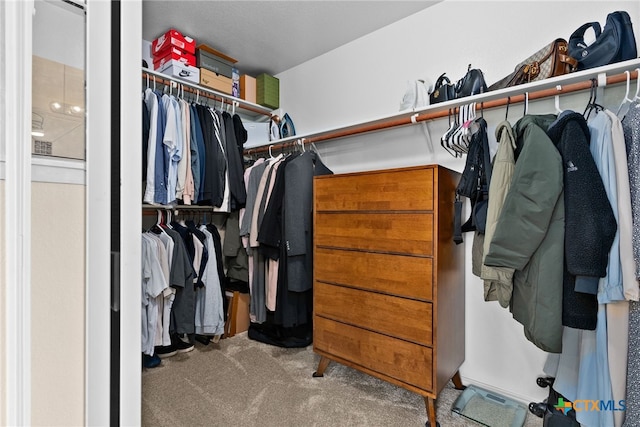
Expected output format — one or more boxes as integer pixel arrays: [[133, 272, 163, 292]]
[[245, 68, 640, 156], [142, 204, 220, 213], [142, 69, 272, 117]]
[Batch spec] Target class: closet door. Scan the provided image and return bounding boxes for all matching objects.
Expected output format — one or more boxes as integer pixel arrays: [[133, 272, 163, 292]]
[[1, 0, 142, 425]]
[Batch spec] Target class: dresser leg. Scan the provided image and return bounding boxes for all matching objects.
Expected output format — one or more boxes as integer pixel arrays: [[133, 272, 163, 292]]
[[312, 356, 331, 377], [424, 396, 439, 427], [452, 370, 466, 390]]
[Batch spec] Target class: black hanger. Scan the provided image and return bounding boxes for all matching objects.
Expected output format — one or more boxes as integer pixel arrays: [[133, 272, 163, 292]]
[[505, 96, 511, 121], [584, 79, 604, 120]]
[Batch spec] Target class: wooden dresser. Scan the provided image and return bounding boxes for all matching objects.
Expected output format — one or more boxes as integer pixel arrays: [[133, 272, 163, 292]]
[[312, 165, 465, 427]]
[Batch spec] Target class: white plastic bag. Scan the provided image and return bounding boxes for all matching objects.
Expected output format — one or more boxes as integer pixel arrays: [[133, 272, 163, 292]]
[[399, 79, 432, 111]]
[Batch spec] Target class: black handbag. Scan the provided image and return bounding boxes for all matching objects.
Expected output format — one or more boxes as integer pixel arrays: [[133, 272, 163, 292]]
[[455, 65, 488, 98], [568, 10, 638, 71], [430, 73, 456, 104]]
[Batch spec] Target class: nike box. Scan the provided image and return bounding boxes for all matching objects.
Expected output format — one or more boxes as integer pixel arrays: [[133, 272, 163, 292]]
[[152, 29, 196, 57], [158, 59, 200, 84], [153, 46, 197, 70]]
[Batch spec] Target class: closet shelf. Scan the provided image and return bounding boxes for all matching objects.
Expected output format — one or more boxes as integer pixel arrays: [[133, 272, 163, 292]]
[[246, 58, 640, 155], [142, 68, 273, 121]]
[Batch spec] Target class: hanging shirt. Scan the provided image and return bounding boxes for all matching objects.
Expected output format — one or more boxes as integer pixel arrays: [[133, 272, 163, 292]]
[[189, 104, 203, 204], [212, 110, 230, 212], [163, 95, 183, 205], [153, 91, 168, 205], [588, 111, 624, 303], [196, 226, 225, 336], [143, 89, 159, 204], [141, 234, 168, 355], [176, 99, 190, 202]]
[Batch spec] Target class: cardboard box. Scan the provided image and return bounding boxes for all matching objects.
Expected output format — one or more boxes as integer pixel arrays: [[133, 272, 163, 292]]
[[196, 44, 237, 78], [240, 75, 256, 103], [200, 67, 232, 94], [225, 291, 250, 336], [153, 46, 196, 70], [158, 59, 200, 84], [152, 29, 196, 57], [256, 73, 279, 109]]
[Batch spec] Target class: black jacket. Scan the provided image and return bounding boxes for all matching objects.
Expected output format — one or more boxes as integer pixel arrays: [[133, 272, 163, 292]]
[[547, 111, 617, 330]]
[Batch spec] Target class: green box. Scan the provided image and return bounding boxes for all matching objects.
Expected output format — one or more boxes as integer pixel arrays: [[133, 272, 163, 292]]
[[256, 73, 279, 109]]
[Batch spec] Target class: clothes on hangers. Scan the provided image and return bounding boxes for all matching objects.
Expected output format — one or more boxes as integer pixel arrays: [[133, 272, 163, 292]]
[[142, 89, 249, 210], [622, 99, 640, 426], [484, 114, 564, 353], [236, 146, 332, 347]]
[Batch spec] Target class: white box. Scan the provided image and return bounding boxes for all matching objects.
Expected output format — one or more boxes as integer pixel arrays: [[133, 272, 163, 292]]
[[158, 59, 200, 84]]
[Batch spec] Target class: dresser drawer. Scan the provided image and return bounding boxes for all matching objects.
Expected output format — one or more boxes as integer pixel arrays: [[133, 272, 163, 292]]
[[315, 247, 432, 301], [315, 212, 433, 256], [315, 282, 433, 346], [315, 167, 434, 211], [314, 316, 433, 392]]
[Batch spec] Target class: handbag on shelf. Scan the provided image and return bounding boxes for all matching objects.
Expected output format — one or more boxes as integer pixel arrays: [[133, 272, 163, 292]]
[[568, 10, 637, 71], [488, 39, 577, 91], [430, 73, 456, 104], [455, 65, 488, 98]]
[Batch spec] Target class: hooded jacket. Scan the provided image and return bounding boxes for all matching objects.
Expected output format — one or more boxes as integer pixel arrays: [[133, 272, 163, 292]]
[[484, 114, 564, 353], [547, 111, 616, 330], [481, 121, 517, 307]]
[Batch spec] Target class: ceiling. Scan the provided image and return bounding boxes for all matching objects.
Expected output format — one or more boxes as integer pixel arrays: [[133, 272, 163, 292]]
[[142, 1, 440, 77]]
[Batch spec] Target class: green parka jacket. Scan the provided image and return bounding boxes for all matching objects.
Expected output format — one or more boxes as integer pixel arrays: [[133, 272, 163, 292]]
[[483, 115, 564, 353]]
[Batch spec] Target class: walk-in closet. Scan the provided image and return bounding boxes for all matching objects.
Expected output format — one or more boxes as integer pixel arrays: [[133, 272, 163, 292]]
[[3, 1, 640, 426]]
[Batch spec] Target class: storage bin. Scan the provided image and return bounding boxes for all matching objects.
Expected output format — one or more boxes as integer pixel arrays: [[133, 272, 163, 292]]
[[256, 73, 279, 109]]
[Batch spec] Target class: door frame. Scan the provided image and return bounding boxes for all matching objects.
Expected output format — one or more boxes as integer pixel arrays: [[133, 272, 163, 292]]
[[2, 0, 142, 424], [2, 1, 33, 424]]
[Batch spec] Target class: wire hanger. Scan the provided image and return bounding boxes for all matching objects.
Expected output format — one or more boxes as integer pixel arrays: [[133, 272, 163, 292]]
[[523, 92, 529, 115], [633, 68, 640, 101], [505, 96, 511, 121], [617, 70, 633, 116]]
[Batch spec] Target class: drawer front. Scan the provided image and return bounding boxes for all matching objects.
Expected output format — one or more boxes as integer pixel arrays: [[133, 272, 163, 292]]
[[315, 247, 432, 301], [314, 316, 433, 392], [315, 282, 433, 346], [314, 168, 434, 212], [315, 212, 433, 256]]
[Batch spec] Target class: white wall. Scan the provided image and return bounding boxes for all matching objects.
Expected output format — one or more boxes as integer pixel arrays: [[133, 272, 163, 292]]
[[31, 182, 85, 426], [277, 0, 640, 404]]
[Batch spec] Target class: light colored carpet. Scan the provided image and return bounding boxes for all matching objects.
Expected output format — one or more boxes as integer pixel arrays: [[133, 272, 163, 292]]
[[142, 333, 544, 427]]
